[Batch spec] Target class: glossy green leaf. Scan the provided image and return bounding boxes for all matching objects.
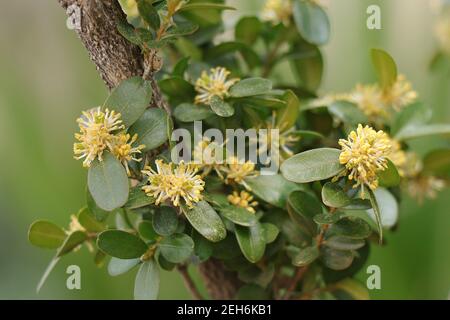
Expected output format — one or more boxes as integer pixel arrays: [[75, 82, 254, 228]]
[[173, 103, 213, 122], [281, 148, 344, 183], [137, 0, 160, 30], [292, 245, 319, 267], [87, 153, 129, 212], [235, 16, 262, 45], [108, 257, 140, 276], [371, 48, 398, 88], [28, 220, 66, 249], [325, 236, 365, 251], [128, 108, 168, 151], [159, 233, 194, 263], [193, 231, 213, 262], [313, 213, 343, 225], [159, 77, 195, 99], [395, 124, 450, 141], [163, 22, 199, 39], [329, 101, 367, 125], [276, 90, 300, 132], [288, 190, 322, 229], [138, 220, 158, 241], [229, 78, 272, 98], [210, 95, 235, 117], [104, 77, 152, 127], [367, 188, 384, 243], [367, 188, 398, 229], [290, 42, 323, 91], [219, 205, 257, 227], [378, 159, 401, 188], [173, 57, 190, 77], [87, 188, 110, 221], [321, 246, 354, 271], [328, 217, 372, 239], [182, 201, 226, 242], [153, 206, 178, 236], [293, 0, 330, 45], [235, 223, 266, 263], [343, 199, 372, 210], [245, 174, 302, 208], [261, 223, 279, 244], [134, 259, 159, 300], [125, 186, 155, 209], [321, 182, 351, 208], [97, 230, 148, 259], [77, 207, 106, 233]]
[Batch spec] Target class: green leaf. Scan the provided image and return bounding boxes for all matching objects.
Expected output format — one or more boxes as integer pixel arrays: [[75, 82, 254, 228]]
[[134, 259, 159, 300], [159, 233, 194, 263], [173, 103, 213, 122], [276, 90, 300, 132], [423, 149, 450, 177], [193, 231, 213, 262], [291, 245, 319, 267], [117, 21, 142, 45], [367, 189, 384, 244], [371, 48, 398, 88], [87, 153, 129, 212], [324, 236, 365, 251], [182, 201, 226, 242], [229, 78, 272, 98], [137, 0, 160, 30], [210, 95, 235, 117], [391, 102, 432, 136], [328, 217, 372, 239], [159, 77, 195, 99], [329, 101, 367, 125], [28, 220, 66, 249], [87, 188, 110, 221], [138, 221, 158, 241], [235, 223, 266, 263], [313, 213, 343, 225], [343, 199, 372, 210], [281, 148, 344, 183], [153, 206, 179, 236], [395, 124, 450, 141], [178, 3, 236, 12], [235, 16, 262, 45], [158, 253, 176, 271], [288, 190, 322, 230], [366, 188, 398, 229], [97, 230, 148, 259], [237, 284, 270, 300], [293, 0, 330, 45], [290, 42, 323, 91], [173, 57, 190, 77], [108, 257, 140, 276], [332, 278, 369, 300], [321, 182, 351, 208], [206, 42, 260, 69], [245, 174, 302, 208], [128, 108, 169, 151], [261, 223, 279, 244], [321, 246, 354, 271], [125, 186, 155, 209], [77, 207, 106, 233], [104, 77, 152, 127], [378, 159, 401, 188], [219, 205, 257, 227], [163, 22, 199, 39]]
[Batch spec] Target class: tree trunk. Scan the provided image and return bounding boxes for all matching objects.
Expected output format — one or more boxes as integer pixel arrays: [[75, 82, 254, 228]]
[[57, 0, 241, 299]]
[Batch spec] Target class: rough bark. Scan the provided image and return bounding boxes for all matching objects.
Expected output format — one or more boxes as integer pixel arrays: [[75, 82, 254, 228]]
[[57, 0, 240, 299]]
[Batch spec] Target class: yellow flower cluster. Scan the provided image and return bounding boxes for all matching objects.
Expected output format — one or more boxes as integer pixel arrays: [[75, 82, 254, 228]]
[[194, 67, 240, 105], [142, 160, 205, 208], [220, 156, 259, 191], [261, 0, 292, 26], [227, 190, 258, 213], [339, 124, 391, 193], [73, 107, 144, 173]]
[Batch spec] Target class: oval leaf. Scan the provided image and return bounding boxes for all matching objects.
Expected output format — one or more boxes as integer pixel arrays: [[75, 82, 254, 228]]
[[293, 0, 330, 45], [322, 182, 351, 208], [229, 78, 272, 98], [153, 206, 179, 236], [159, 233, 194, 263], [108, 257, 140, 276], [134, 259, 159, 300], [28, 220, 66, 249], [219, 205, 257, 227], [235, 223, 266, 263], [210, 95, 234, 117], [371, 49, 398, 89], [292, 245, 319, 267], [182, 201, 226, 242], [173, 103, 213, 122], [128, 108, 169, 151], [97, 230, 148, 259]]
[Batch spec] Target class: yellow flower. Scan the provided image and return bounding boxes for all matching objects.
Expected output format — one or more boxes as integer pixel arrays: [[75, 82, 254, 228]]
[[109, 133, 145, 176], [407, 176, 446, 204], [338, 124, 391, 193], [220, 156, 259, 190], [261, 0, 292, 26], [73, 107, 124, 167], [194, 67, 239, 105], [193, 137, 225, 177], [69, 214, 86, 233], [227, 190, 258, 213], [308, 93, 352, 108], [142, 160, 205, 208], [382, 75, 418, 111], [349, 84, 387, 120]]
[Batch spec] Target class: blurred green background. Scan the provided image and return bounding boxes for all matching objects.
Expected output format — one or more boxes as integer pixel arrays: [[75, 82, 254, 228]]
[[0, 0, 449, 299]]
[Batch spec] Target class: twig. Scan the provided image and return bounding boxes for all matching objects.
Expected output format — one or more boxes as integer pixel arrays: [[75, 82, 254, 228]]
[[282, 266, 309, 300], [178, 265, 204, 300]]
